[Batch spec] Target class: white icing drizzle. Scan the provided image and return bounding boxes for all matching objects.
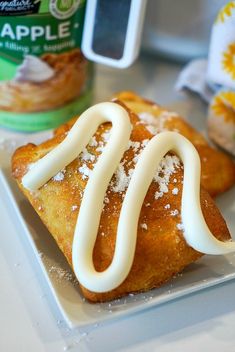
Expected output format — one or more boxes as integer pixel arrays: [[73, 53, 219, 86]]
[[22, 102, 235, 293]]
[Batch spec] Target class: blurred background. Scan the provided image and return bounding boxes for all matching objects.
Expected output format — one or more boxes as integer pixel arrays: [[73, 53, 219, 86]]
[[142, 0, 227, 61]]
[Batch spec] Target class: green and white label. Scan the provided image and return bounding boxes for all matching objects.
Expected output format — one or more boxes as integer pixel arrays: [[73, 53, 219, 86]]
[[0, 0, 92, 132]]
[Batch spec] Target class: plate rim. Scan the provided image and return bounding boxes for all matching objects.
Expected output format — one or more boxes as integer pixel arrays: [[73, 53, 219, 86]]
[[1, 166, 235, 329]]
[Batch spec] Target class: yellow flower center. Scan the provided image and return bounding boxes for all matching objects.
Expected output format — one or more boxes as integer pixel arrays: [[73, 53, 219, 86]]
[[211, 92, 235, 123], [222, 43, 235, 80]]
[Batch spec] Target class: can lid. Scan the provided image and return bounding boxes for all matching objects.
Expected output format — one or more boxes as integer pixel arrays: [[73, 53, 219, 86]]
[[82, 0, 147, 68]]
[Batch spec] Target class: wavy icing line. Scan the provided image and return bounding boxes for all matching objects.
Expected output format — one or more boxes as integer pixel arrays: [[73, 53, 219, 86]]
[[22, 102, 235, 293]]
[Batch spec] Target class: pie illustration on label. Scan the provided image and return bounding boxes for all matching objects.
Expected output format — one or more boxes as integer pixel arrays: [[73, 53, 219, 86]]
[[0, 49, 87, 113]]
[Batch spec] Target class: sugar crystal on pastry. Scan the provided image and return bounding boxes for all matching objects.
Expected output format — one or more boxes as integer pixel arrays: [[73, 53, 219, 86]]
[[52, 171, 65, 182]]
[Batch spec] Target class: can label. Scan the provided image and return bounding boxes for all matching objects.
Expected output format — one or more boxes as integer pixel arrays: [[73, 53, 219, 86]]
[[0, 1, 41, 15], [0, 0, 92, 131]]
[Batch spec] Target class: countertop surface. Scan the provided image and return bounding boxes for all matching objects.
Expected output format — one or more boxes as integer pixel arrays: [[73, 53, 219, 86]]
[[1, 54, 235, 352]]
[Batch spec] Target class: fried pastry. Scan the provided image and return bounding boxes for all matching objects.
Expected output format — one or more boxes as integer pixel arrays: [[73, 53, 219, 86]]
[[112, 92, 235, 197], [12, 96, 234, 302], [54, 92, 235, 197]]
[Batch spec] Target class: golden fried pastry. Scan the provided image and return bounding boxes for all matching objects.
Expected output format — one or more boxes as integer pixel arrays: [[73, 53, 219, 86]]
[[113, 91, 235, 197], [54, 92, 235, 197], [12, 96, 233, 302], [0, 49, 87, 112]]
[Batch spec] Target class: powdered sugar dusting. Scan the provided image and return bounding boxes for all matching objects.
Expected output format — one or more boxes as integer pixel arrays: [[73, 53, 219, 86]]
[[81, 148, 95, 162], [138, 112, 157, 125], [108, 143, 181, 201], [154, 155, 181, 199], [128, 140, 141, 151], [141, 223, 148, 230], [170, 209, 179, 216], [138, 112, 165, 135], [69, 122, 181, 203], [88, 136, 98, 147], [112, 164, 134, 193], [161, 111, 179, 119], [177, 223, 185, 231], [77, 130, 112, 181], [111, 139, 150, 193], [104, 197, 109, 204], [172, 187, 179, 195], [96, 141, 105, 152], [53, 170, 65, 182], [102, 130, 111, 142], [138, 110, 179, 135], [78, 163, 92, 180], [49, 266, 78, 285]]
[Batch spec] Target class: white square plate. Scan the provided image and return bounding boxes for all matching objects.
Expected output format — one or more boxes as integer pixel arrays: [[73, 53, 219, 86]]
[[1, 164, 235, 329]]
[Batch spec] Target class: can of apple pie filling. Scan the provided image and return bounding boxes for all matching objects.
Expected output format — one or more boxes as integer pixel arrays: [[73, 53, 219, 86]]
[[0, 0, 93, 131]]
